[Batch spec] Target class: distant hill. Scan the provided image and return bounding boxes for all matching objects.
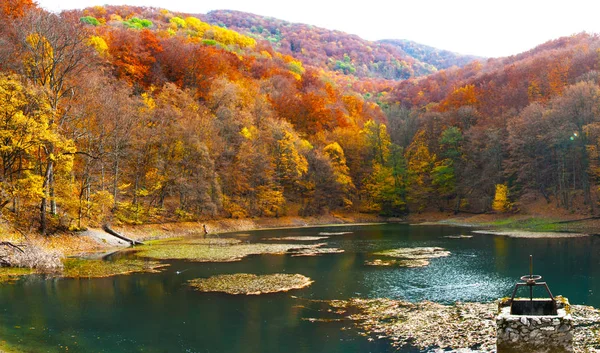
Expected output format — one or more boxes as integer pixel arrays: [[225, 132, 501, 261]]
[[379, 39, 483, 70], [202, 10, 478, 81], [390, 32, 599, 116]]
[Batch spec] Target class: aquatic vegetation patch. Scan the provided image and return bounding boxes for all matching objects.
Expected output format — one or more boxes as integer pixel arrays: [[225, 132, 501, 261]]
[[266, 236, 329, 241], [0, 267, 35, 283], [62, 258, 167, 278], [291, 247, 344, 256], [174, 238, 242, 245], [188, 273, 313, 295], [444, 235, 473, 239], [326, 298, 496, 350], [367, 247, 450, 267], [364, 258, 430, 267], [147, 237, 242, 245], [135, 241, 327, 262], [321, 298, 600, 352], [373, 247, 450, 259], [0, 339, 27, 353]]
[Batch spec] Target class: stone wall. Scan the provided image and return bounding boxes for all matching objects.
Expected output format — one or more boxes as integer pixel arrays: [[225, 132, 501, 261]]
[[496, 297, 573, 353]]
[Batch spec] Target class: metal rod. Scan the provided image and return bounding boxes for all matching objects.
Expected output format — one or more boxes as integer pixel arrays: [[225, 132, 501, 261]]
[[529, 255, 533, 308], [530, 286, 533, 301], [529, 255, 533, 278]]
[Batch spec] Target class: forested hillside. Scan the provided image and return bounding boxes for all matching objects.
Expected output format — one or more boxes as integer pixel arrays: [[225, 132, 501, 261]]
[[202, 10, 441, 80], [380, 39, 483, 70], [0, 2, 389, 234], [1, 1, 600, 236], [384, 32, 600, 214]]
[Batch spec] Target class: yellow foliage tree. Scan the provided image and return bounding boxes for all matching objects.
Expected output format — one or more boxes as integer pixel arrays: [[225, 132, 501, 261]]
[[184, 17, 211, 37], [405, 130, 436, 211], [256, 186, 285, 217], [323, 142, 355, 208], [0, 74, 74, 225], [86, 35, 109, 57], [276, 130, 308, 190], [361, 120, 390, 165], [492, 184, 511, 212], [24, 33, 54, 84]]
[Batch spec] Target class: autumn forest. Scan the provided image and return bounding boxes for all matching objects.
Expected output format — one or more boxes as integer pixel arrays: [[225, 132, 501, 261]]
[[2, 0, 600, 235]]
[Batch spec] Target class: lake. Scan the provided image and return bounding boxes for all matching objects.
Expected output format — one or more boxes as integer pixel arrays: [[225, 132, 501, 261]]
[[1, 224, 599, 353]]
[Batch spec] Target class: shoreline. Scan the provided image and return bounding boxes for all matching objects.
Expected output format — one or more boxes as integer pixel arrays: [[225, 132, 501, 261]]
[[79, 211, 600, 253], [110, 213, 394, 243]]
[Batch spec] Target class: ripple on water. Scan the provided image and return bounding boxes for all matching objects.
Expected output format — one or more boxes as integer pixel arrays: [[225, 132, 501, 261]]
[[363, 250, 514, 303]]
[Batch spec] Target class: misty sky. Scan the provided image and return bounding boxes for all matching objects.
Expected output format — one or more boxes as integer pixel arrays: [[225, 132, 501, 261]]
[[33, 0, 600, 58]]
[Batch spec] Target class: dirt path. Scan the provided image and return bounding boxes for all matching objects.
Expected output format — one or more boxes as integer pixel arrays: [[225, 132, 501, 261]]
[[80, 228, 130, 247]]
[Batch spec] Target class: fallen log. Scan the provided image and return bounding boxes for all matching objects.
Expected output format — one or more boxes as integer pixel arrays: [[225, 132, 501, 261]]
[[0, 241, 25, 267], [0, 242, 24, 253], [102, 225, 144, 246]]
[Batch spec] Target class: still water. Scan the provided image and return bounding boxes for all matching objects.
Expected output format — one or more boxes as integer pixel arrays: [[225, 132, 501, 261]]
[[1, 224, 599, 353]]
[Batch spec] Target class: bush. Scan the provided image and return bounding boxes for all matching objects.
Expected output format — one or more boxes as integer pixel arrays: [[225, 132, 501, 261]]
[[80, 16, 100, 26]]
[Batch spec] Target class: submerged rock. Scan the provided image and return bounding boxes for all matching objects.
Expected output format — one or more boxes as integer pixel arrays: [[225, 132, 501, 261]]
[[188, 273, 313, 295]]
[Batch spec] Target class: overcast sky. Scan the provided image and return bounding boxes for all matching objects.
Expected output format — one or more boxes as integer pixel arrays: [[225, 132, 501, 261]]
[[34, 0, 600, 58]]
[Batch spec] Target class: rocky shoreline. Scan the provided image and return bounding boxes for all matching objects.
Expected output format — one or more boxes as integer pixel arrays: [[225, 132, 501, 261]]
[[321, 298, 600, 353]]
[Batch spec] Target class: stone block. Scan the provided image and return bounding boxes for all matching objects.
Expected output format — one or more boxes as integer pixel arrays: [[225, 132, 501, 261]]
[[496, 297, 573, 353]]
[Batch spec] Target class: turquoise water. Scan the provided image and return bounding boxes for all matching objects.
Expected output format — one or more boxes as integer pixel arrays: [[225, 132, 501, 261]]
[[0, 224, 599, 352]]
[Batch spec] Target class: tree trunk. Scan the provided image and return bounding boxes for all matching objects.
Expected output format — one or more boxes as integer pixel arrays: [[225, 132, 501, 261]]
[[40, 159, 54, 235], [50, 172, 56, 215], [40, 196, 47, 235], [112, 158, 119, 208]]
